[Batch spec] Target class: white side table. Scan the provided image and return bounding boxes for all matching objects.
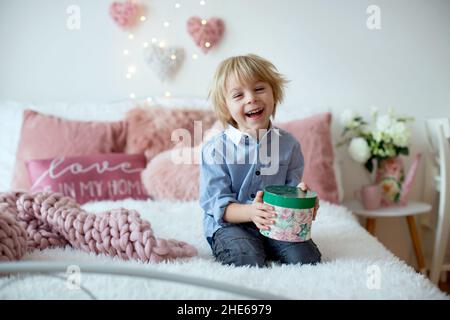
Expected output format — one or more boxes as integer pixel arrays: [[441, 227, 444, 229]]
[[344, 200, 431, 273]]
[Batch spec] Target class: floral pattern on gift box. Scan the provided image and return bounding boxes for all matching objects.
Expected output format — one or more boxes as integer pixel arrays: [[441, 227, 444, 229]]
[[261, 206, 313, 242], [294, 209, 313, 224], [299, 223, 311, 240], [269, 229, 303, 242], [280, 208, 292, 220]]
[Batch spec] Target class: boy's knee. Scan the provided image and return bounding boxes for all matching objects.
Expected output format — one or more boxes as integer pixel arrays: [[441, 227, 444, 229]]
[[291, 252, 321, 265], [218, 252, 266, 267], [284, 252, 321, 265], [214, 239, 266, 267], [212, 229, 266, 267], [281, 241, 322, 265]]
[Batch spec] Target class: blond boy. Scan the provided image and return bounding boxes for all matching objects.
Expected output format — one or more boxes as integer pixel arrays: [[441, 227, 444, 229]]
[[200, 54, 321, 267]]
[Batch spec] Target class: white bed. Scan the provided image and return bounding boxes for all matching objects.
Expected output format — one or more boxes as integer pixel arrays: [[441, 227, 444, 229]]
[[0, 100, 447, 299]]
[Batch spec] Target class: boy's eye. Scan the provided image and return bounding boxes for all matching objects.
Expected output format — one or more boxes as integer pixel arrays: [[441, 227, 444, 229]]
[[232, 93, 242, 99], [255, 87, 265, 92]]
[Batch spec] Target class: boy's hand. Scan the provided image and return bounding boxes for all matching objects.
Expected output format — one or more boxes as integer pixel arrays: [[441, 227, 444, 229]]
[[249, 191, 277, 230], [298, 182, 320, 220]]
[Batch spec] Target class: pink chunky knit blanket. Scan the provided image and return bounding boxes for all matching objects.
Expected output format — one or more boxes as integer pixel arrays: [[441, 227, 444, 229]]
[[0, 192, 197, 262]]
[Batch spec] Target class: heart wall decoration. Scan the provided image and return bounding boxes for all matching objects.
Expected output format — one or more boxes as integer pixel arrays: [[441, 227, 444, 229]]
[[109, 0, 142, 30], [187, 16, 225, 54], [144, 44, 185, 82]]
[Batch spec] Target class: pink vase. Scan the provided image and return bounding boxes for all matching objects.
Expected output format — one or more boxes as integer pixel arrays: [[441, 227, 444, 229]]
[[375, 157, 404, 206], [355, 184, 382, 210]]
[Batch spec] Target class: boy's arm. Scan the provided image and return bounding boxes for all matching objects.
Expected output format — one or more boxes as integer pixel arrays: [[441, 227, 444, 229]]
[[199, 163, 238, 226], [224, 192, 277, 230], [286, 142, 320, 219], [199, 143, 276, 229], [223, 203, 252, 223], [285, 141, 305, 187], [199, 144, 238, 226]]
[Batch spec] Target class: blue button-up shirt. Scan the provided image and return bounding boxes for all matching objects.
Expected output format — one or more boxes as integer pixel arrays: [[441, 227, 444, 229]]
[[199, 124, 304, 240]]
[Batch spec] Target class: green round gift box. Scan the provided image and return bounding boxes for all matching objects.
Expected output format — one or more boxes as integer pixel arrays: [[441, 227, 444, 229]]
[[262, 185, 317, 209], [261, 185, 317, 242]]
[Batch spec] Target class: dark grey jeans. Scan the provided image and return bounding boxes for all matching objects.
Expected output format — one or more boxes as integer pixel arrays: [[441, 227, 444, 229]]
[[208, 222, 322, 267]]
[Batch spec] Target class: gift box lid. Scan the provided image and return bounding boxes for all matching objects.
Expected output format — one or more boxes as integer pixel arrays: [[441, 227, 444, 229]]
[[263, 185, 317, 209]]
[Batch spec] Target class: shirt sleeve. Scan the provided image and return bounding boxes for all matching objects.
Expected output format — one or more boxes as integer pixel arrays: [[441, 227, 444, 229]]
[[285, 140, 305, 187], [199, 142, 238, 226]]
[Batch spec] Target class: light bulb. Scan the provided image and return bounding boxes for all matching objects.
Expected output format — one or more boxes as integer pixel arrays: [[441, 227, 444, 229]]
[[159, 41, 166, 48], [142, 42, 149, 48], [140, 16, 146, 21], [126, 73, 132, 79], [130, 93, 136, 99], [151, 38, 157, 43], [170, 54, 177, 60], [201, 19, 207, 25], [163, 21, 170, 28], [205, 42, 211, 48], [175, 3, 181, 9], [128, 65, 136, 73], [192, 54, 198, 60], [128, 34, 134, 40], [164, 91, 171, 97], [123, 49, 129, 55], [200, 0, 206, 5]]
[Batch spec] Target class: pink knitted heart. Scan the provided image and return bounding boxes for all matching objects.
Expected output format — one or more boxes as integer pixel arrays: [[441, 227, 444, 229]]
[[187, 16, 225, 54], [109, 1, 140, 30]]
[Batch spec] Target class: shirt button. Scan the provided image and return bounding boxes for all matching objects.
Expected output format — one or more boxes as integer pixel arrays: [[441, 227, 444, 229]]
[[255, 170, 260, 176], [251, 193, 255, 199]]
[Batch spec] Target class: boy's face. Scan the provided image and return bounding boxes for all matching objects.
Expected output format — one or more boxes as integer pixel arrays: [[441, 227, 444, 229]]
[[225, 76, 274, 134]]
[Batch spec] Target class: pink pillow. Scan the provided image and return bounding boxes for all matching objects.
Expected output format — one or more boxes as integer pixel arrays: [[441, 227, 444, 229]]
[[276, 112, 339, 203], [142, 148, 200, 201], [26, 153, 149, 204], [12, 109, 127, 191], [125, 106, 217, 161], [142, 114, 339, 204], [142, 121, 223, 201]]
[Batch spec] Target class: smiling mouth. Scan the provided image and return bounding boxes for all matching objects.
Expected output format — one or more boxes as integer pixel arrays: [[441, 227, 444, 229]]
[[245, 107, 264, 118]]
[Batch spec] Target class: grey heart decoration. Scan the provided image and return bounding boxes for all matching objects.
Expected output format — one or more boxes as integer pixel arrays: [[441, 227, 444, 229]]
[[144, 44, 185, 82]]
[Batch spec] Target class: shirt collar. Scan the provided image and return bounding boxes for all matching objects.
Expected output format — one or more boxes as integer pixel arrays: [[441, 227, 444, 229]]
[[224, 122, 281, 146]]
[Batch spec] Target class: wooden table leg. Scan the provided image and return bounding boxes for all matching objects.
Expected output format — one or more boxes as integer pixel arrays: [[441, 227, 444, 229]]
[[366, 218, 376, 235], [406, 215, 426, 273]]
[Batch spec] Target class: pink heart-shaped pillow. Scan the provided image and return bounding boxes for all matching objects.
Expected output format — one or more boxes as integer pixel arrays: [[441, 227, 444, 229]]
[[109, 1, 140, 30], [187, 16, 225, 54]]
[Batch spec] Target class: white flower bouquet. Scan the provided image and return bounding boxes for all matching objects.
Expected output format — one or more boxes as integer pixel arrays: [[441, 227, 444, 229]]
[[337, 108, 414, 173]]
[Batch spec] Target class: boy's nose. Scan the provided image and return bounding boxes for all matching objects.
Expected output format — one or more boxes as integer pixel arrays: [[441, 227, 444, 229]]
[[246, 94, 257, 104]]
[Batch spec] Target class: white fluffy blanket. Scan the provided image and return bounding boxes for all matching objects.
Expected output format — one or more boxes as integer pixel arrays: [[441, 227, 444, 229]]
[[0, 199, 447, 299]]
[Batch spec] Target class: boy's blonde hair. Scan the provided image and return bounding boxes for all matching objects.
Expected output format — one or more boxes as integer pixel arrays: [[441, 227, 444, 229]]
[[209, 54, 288, 128]]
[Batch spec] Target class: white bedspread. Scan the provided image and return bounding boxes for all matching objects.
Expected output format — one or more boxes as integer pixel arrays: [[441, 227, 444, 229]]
[[0, 199, 447, 300], [0, 100, 446, 299]]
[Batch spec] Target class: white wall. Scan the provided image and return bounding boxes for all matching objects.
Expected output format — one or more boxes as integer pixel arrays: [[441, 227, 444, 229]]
[[1, 0, 450, 267]]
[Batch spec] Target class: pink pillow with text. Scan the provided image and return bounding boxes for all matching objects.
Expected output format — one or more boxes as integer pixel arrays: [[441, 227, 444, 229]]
[[26, 153, 149, 204]]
